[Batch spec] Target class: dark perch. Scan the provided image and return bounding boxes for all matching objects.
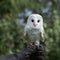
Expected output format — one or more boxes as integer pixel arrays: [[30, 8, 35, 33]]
[[0, 45, 45, 60]]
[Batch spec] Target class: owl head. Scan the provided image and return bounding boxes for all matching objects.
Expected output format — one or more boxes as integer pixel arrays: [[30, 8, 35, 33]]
[[26, 14, 43, 29]]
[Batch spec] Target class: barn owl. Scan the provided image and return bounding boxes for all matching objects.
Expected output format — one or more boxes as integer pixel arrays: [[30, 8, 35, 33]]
[[24, 14, 45, 47]]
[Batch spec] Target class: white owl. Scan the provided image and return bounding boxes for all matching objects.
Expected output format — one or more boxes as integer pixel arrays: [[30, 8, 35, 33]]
[[24, 14, 45, 47]]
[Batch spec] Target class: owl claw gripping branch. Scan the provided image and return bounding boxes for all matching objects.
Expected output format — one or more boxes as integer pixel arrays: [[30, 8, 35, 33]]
[[24, 14, 45, 47]]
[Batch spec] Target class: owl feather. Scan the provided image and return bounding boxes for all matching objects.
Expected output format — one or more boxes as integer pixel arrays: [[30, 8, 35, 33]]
[[24, 14, 45, 47]]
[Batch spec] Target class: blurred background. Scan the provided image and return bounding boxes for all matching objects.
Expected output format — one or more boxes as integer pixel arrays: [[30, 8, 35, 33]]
[[0, 0, 60, 60]]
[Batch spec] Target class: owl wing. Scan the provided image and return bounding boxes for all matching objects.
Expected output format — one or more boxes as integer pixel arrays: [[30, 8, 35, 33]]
[[40, 28, 45, 42], [24, 26, 28, 41], [24, 26, 30, 43]]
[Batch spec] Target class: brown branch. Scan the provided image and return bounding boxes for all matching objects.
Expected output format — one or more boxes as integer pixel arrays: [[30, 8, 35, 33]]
[[0, 45, 45, 60]]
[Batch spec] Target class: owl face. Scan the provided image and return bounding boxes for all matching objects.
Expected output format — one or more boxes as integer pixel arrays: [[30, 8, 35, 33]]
[[27, 14, 43, 29]]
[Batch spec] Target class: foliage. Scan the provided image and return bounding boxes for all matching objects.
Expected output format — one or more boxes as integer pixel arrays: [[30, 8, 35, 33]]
[[0, 0, 60, 60]]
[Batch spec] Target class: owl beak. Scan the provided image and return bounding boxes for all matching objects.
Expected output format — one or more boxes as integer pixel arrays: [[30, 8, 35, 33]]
[[33, 23, 37, 27]]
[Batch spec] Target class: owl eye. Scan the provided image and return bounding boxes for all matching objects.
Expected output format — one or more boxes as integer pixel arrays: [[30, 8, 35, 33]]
[[37, 20, 40, 22], [31, 19, 34, 22]]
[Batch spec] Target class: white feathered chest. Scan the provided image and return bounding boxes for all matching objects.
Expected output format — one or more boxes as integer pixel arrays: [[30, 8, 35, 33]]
[[27, 29, 41, 43]]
